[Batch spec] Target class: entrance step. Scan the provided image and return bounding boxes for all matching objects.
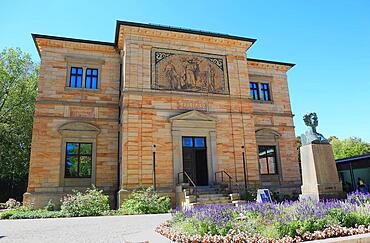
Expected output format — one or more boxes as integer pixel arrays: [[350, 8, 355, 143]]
[[197, 193, 228, 199], [184, 191, 234, 207], [178, 184, 239, 208]]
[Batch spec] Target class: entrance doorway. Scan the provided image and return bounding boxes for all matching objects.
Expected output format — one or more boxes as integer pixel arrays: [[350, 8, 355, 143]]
[[182, 137, 208, 186]]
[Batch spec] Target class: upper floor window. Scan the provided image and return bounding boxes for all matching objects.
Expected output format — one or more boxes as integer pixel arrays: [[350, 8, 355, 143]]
[[249, 81, 272, 102], [68, 66, 99, 89], [250, 82, 260, 100], [260, 83, 271, 101], [85, 68, 98, 89], [69, 67, 83, 88], [258, 145, 277, 175], [65, 142, 92, 178]]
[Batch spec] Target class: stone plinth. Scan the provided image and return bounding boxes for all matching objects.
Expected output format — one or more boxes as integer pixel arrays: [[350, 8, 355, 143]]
[[300, 143, 344, 200]]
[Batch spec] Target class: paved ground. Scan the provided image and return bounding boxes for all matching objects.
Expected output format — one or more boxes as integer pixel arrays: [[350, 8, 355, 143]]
[[0, 214, 172, 243]]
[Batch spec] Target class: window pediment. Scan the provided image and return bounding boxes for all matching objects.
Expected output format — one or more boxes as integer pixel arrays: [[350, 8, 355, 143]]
[[58, 122, 100, 136], [170, 110, 217, 130], [256, 128, 281, 138], [65, 56, 105, 65]]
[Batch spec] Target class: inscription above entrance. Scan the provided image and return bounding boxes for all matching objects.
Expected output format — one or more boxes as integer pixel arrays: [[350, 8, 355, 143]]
[[152, 48, 229, 94]]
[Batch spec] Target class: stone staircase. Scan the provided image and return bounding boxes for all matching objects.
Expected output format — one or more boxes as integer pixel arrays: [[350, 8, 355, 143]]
[[179, 183, 240, 208]]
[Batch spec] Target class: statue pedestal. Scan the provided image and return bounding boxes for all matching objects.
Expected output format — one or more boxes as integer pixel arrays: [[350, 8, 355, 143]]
[[300, 143, 344, 201]]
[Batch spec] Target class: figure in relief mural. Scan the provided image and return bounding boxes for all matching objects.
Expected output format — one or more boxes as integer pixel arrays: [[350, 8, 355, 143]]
[[164, 64, 181, 90], [183, 58, 199, 88], [207, 64, 216, 92]]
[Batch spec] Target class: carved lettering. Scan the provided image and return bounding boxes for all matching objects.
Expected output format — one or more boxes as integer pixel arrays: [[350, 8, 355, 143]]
[[177, 101, 207, 111], [70, 107, 95, 118]]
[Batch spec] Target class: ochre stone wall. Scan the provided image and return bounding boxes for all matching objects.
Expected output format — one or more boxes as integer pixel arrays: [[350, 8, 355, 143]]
[[25, 39, 120, 207], [248, 61, 301, 192], [117, 26, 298, 197]]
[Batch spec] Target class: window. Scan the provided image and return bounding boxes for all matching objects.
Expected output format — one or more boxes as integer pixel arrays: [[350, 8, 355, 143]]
[[258, 145, 277, 175], [69, 67, 83, 88], [260, 83, 271, 101], [67, 66, 100, 89], [249, 82, 260, 100], [65, 142, 92, 178], [194, 137, 206, 148], [85, 68, 98, 89], [182, 137, 206, 148], [249, 81, 272, 102]]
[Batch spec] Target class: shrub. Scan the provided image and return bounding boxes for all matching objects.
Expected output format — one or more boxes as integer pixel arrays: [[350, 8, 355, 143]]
[[329, 208, 346, 224], [8, 210, 65, 219], [0, 204, 62, 220], [240, 190, 256, 201], [276, 220, 301, 238], [5, 198, 20, 209], [0, 209, 18, 219], [60, 187, 110, 217], [45, 200, 55, 211], [342, 212, 370, 228], [119, 187, 171, 215]]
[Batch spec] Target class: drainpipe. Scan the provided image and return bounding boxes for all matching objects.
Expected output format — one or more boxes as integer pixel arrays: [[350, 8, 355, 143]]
[[115, 61, 123, 209]]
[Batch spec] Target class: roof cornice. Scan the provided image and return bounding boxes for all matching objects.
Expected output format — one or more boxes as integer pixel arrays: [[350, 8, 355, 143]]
[[32, 33, 115, 57], [114, 20, 257, 46], [31, 20, 294, 71], [247, 58, 295, 67]]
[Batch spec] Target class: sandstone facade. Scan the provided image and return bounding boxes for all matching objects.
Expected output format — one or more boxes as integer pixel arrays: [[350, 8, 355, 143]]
[[25, 21, 301, 208]]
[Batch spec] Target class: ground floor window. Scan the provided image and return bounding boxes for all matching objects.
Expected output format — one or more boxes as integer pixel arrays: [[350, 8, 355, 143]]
[[258, 145, 278, 175], [65, 142, 92, 178]]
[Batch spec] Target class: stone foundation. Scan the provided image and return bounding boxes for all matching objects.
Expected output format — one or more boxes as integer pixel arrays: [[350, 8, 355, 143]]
[[24, 189, 116, 209]]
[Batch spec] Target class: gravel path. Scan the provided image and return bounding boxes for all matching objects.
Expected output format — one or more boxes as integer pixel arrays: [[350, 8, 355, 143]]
[[0, 214, 172, 243]]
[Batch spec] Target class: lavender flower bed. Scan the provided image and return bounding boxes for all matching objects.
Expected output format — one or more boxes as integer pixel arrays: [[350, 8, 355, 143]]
[[156, 192, 370, 242]]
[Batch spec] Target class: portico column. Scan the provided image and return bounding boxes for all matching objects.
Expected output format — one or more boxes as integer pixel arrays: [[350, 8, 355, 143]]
[[172, 130, 182, 186], [209, 131, 218, 184]]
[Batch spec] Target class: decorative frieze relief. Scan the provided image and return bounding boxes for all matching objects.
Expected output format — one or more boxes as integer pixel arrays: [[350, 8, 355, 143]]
[[151, 48, 229, 94]]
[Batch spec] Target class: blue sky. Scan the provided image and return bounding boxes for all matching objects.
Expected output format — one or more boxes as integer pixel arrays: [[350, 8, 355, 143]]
[[1, 0, 370, 141]]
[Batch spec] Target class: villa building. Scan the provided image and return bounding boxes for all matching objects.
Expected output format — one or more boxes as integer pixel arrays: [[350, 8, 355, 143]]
[[24, 21, 301, 208]]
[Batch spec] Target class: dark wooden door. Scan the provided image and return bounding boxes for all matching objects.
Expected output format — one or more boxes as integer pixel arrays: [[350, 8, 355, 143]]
[[182, 137, 208, 186], [182, 147, 196, 182]]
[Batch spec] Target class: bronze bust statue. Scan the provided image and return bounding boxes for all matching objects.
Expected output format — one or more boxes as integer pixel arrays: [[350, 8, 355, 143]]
[[301, 112, 329, 146]]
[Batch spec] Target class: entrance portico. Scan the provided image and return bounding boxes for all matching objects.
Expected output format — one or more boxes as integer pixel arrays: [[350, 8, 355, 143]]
[[170, 110, 218, 187]]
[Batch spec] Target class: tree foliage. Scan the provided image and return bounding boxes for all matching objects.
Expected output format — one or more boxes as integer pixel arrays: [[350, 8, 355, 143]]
[[330, 137, 370, 160], [296, 136, 370, 161], [296, 136, 302, 161], [0, 47, 38, 201]]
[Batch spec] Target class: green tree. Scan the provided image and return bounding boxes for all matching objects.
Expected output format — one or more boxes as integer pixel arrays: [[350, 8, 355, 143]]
[[296, 136, 302, 161], [0, 48, 38, 201], [330, 137, 370, 160]]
